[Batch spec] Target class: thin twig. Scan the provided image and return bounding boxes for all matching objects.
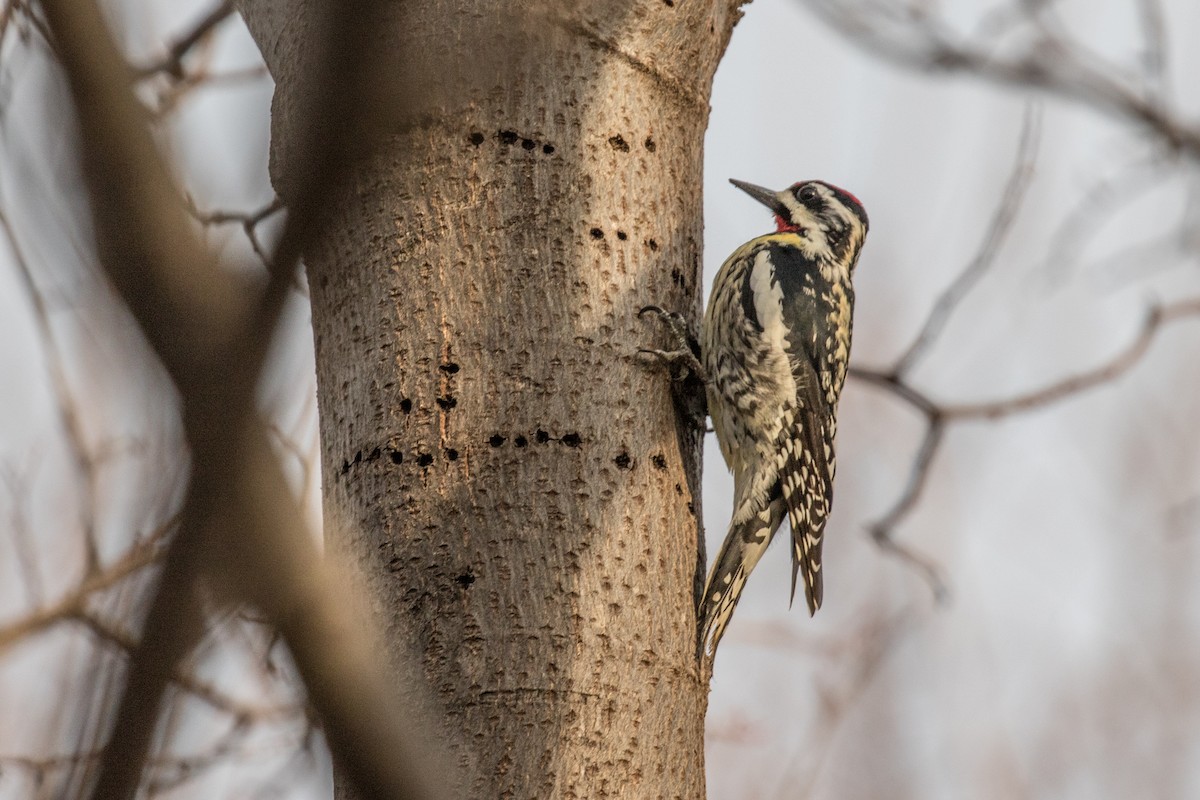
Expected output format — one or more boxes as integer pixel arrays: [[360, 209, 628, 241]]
[[2, 0, 55, 55], [778, 606, 922, 798], [133, 1, 234, 80], [805, 0, 1200, 156], [943, 298, 1200, 419], [150, 64, 271, 116], [845, 368, 949, 599], [0, 724, 302, 796], [892, 103, 1041, 377], [0, 513, 175, 653], [0, 0, 17, 46], [0, 208, 106, 570], [71, 610, 300, 722], [186, 196, 284, 268], [864, 421, 950, 602], [849, 297, 1200, 602], [1135, 0, 1168, 103], [1042, 152, 1169, 285], [2, 467, 45, 609], [848, 366, 938, 416]]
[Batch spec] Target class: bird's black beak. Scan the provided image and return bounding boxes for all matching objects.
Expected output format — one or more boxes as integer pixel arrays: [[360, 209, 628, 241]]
[[730, 179, 788, 218]]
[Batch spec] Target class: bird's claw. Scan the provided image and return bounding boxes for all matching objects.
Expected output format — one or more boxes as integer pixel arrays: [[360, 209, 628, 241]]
[[639, 305, 692, 344], [638, 304, 710, 430], [638, 305, 705, 381], [637, 347, 706, 383]]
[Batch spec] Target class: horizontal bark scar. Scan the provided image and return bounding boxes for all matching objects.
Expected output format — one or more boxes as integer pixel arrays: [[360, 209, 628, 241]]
[[476, 687, 602, 701], [554, 20, 707, 111]]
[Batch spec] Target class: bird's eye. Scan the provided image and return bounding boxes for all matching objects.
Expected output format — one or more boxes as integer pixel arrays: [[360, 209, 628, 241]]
[[797, 185, 819, 204]]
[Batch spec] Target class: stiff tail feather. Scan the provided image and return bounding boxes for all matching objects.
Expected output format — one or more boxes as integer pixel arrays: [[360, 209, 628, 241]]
[[787, 503, 825, 617], [699, 494, 786, 657]]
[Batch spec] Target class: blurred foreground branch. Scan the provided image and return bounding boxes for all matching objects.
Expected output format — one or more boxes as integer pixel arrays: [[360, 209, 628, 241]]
[[36, 0, 447, 798]]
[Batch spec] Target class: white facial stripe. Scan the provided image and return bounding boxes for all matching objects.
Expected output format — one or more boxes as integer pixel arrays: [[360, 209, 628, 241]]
[[776, 190, 821, 230], [777, 191, 802, 219]]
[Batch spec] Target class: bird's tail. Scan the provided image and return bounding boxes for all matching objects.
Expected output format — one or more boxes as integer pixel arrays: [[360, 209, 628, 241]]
[[698, 492, 786, 658], [787, 501, 826, 617]]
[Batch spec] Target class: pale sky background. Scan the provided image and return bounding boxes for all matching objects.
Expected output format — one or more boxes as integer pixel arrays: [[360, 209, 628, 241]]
[[704, 3, 1200, 799], [2, 1, 1200, 798]]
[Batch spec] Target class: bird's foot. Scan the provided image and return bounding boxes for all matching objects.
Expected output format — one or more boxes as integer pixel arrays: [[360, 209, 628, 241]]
[[637, 305, 709, 432], [637, 305, 707, 383]]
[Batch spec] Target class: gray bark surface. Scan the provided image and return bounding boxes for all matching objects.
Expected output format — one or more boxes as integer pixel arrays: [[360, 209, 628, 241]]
[[236, 2, 745, 796]]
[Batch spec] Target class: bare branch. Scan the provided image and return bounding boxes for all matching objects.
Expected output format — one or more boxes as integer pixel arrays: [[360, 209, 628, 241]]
[[730, 607, 925, 796], [864, 421, 950, 602], [0, 515, 172, 653], [1135, 0, 1168, 102], [0, 0, 16, 45], [804, 0, 1200, 156], [36, 1, 282, 791], [825, 0, 1200, 598], [1, 721, 303, 798], [1042, 152, 1171, 284], [133, 1, 235, 81], [186, 195, 283, 269], [186, 197, 283, 230], [1, 208, 105, 569], [943, 298, 1200, 419], [2, 467, 45, 609], [846, 370, 949, 598], [39, 0, 448, 797], [70, 609, 301, 723], [267, 416, 317, 504], [848, 366, 938, 416], [149, 63, 270, 117], [142, 719, 259, 796], [892, 103, 1041, 377], [850, 296, 1200, 601], [2, 0, 55, 55]]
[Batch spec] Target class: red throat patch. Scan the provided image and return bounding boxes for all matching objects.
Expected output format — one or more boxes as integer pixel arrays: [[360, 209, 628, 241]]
[[774, 215, 802, 233]]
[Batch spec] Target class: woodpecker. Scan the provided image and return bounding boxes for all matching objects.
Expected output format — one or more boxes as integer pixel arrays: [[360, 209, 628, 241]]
[[698, 178, 868, 657]]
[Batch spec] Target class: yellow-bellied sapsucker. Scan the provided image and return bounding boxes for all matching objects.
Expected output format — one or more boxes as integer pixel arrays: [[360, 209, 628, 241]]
[[699, 178, 868, 656]]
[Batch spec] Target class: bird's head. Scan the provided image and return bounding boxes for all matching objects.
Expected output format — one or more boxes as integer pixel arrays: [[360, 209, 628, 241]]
[[731, 178, 869, 265]]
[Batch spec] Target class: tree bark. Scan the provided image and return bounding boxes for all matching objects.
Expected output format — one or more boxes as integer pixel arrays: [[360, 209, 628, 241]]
[[236, 1, 744, 796]]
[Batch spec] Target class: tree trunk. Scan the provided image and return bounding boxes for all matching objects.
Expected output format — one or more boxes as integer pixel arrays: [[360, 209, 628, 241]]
[[236, 2, 744, 796]]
